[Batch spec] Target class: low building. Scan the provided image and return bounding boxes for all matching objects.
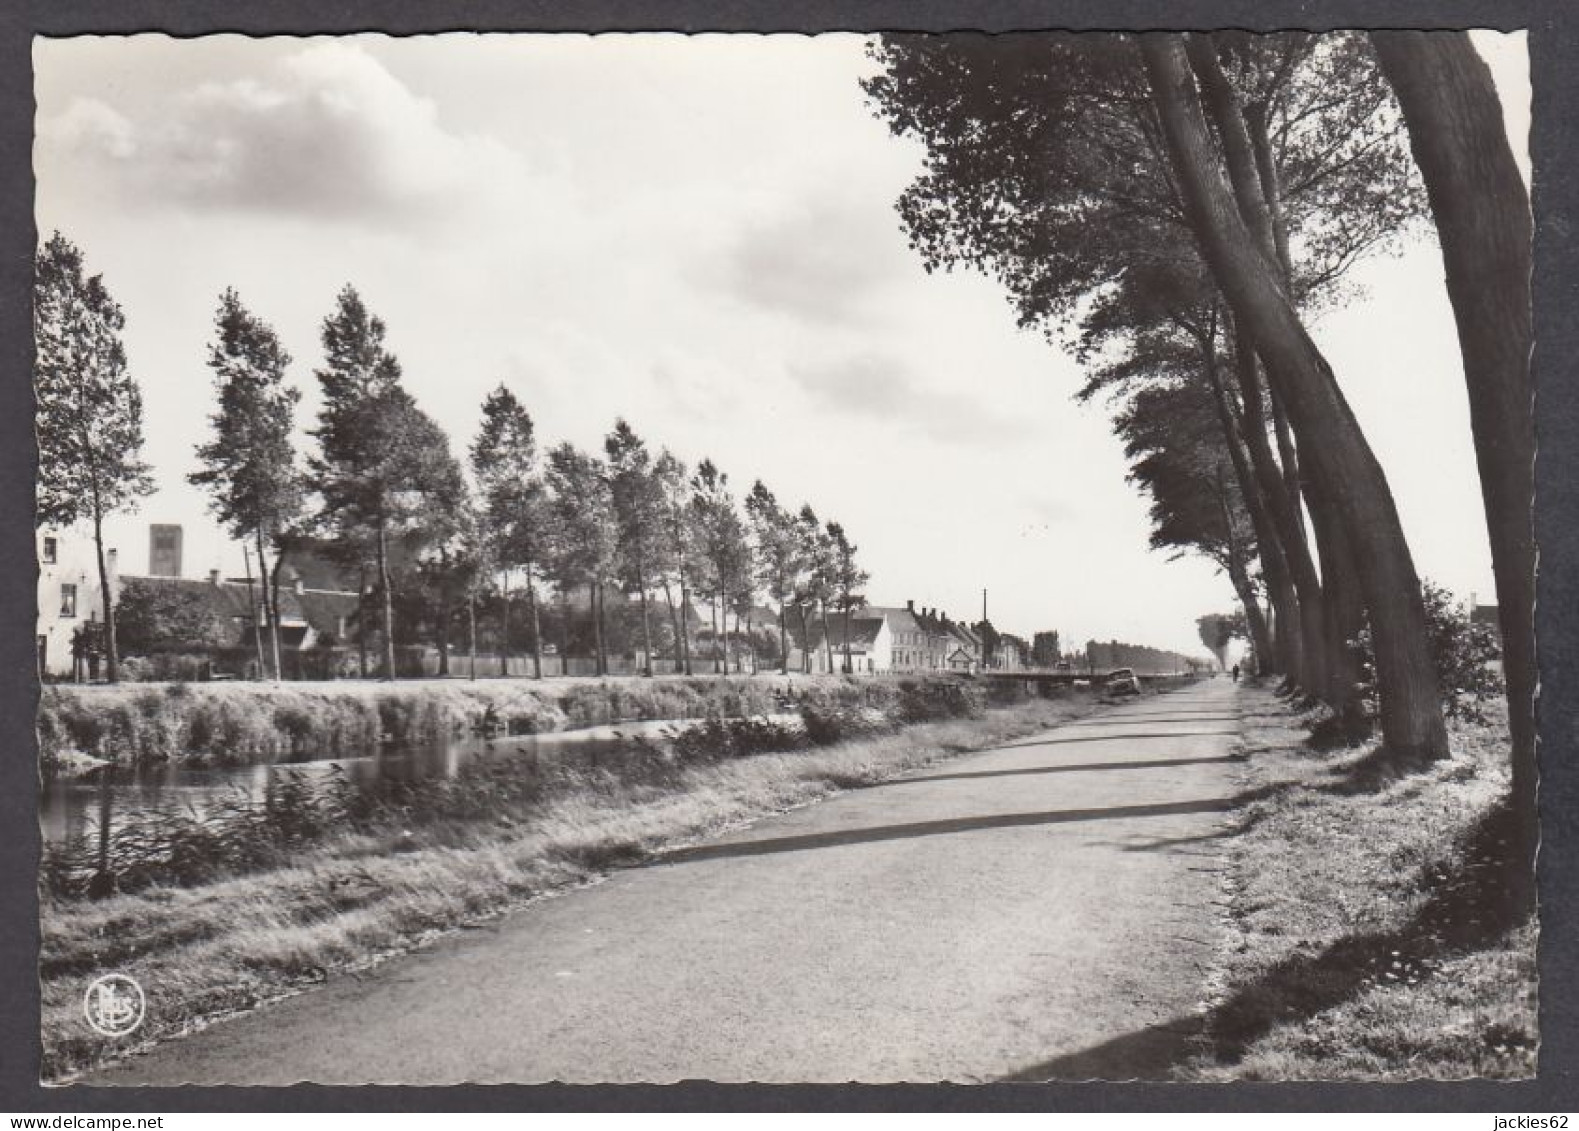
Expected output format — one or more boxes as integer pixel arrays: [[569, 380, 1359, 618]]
[[40, 524, 364, 680], [997, 633, 1029, 671], [866, 603, 927, 671], [946, 620, 981, 673], [787, 612, 892, 674], [116, 564, 361, 660]]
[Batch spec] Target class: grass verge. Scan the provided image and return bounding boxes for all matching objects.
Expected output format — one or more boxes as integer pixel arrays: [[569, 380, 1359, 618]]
[[41, 686, 1114, 1082], [37, 673, 957, 771], [1182, 683, 1536, 1081]]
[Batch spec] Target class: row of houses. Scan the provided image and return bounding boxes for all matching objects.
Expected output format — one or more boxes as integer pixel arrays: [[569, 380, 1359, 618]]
[[36, 522, 1028, 680], [784, 601, 1026, 676], [36, 523, 359, 679]]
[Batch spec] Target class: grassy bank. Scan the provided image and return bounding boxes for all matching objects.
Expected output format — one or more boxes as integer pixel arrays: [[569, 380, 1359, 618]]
[[37, 673, 971, 771], [1183, 685, 1536, 1081], [41, 684, 1118, 1081]]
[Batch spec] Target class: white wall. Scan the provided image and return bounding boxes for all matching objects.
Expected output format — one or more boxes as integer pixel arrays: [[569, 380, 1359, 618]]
[[37, 524, 117, 677]]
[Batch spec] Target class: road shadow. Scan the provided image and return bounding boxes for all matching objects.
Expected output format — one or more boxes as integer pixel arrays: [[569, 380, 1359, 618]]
[[1117, 782, 1301, 853], [901, 754, 1244, 785], [657, 797, 1242, 865], [999, 1018, 1207, 1081], [993, 731, 1238, 752], [1002, 802, 1529, 1081], [1068, 709, 1241, 720], [1055, 715, 1242, 727]]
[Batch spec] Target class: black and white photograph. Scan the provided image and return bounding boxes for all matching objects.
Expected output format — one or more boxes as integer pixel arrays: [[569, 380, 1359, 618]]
[[28, 25, 1542, 1088]]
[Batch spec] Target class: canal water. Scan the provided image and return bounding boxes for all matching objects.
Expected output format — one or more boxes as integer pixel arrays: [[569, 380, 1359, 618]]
[[38, 717, 700, 851]]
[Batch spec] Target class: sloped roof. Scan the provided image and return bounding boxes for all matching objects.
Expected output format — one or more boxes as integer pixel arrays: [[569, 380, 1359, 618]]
[[292, 588, 362, 635], [278, 543, 362, 594], [789, 615, 885, 653], [121, 575, 361, 640], [864, 605, 921, 635], [121, 575, 256, 622]]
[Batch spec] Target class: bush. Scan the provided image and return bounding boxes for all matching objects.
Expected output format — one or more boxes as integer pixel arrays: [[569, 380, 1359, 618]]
[[896, 678, 985, 722], [800, 703, 891, 746], [1355, 581, 1503, 723], [668, 713, 807, 762], [114, 579, 234, 654]]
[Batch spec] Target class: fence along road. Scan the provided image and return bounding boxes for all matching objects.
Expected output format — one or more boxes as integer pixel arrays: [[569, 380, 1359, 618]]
[[94, 677, 1246, 1084]]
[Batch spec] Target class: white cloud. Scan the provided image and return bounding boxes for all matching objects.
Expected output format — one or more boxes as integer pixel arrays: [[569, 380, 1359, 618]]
[[787, 353, 1031, 444], [37, 41, 542, 228], [700, 193, 912, 326]]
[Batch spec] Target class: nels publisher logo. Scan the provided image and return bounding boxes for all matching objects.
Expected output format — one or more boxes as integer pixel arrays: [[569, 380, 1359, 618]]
[[83, 973, 145, 1038]]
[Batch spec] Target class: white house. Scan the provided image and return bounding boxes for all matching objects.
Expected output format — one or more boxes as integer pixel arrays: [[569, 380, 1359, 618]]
[[788, 613, 893, 674], [36, 525, 117, 679]]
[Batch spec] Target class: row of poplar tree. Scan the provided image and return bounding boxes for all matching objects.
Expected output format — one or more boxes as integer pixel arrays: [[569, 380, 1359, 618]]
[[864, 32, 1535, 908], [34, 244, 872, 685]]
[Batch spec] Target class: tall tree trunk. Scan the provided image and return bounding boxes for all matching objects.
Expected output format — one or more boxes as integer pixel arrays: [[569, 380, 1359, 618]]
[[501, 567, 512, 678], [1372, 30, 1537, 908], [842, 600, 854, 674], [590, 582, 606, 676], [436, 550, 452, 678], [778, 579, 789, 675], [561, 589, 571, 669], [1202, 332, 1293, 676], [255, 527, 282, 681], [723, 597, 732, 673], [820, 598, 834, 674], [526, 562, 543, 679], [91, 504, 118, 684], [1244, 98, 1296, 294], [661, 578, 682, 673], [268, 542, 288, 681], [1268, 391, 1306, 551], [1232, 577, 1273, 677], [1307, 481, 1367, 731], [1237, 349, 1326, 701], [1232, 325, 1327, 698], [677, 569, 694, 676], [1145, 34, 1447, 763], [468, 585, 478, 681], [1214, 467, 1274, 675], [356, 568, 368, 679], [1250, 87, 1360, 712], [709, 596, 721, 674], [243, 543, 266, 681], [1191, 35, 1333, 700], [376, 517, 397, 681], [636, 550, 653, 676]]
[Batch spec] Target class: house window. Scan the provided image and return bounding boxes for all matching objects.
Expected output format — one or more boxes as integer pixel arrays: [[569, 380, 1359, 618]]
[[59, 583, 77, 618], [41, 537, 57, 564]]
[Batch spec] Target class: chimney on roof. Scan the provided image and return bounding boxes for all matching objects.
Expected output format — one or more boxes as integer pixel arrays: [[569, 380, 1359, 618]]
[[208, 568, 220, 584], [906, 599, 914, 613]]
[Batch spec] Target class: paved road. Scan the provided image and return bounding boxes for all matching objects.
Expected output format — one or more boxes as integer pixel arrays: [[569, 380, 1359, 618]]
[[95, 679, 1245, 1085]]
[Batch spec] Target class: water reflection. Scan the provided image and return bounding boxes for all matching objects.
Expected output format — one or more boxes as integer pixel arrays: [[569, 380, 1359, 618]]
[[39, 717, 690, 850]]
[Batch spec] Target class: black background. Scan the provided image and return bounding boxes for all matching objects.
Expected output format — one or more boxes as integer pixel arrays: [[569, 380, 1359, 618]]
[[2, 0, 1573, 1113]]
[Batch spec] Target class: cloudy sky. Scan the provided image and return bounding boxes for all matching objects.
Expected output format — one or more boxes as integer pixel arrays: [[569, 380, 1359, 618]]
[[33, 32, 1528, 656]]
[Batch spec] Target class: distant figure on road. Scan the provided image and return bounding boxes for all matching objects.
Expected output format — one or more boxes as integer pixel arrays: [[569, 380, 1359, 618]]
[[1231, 664, 1240, 683]]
